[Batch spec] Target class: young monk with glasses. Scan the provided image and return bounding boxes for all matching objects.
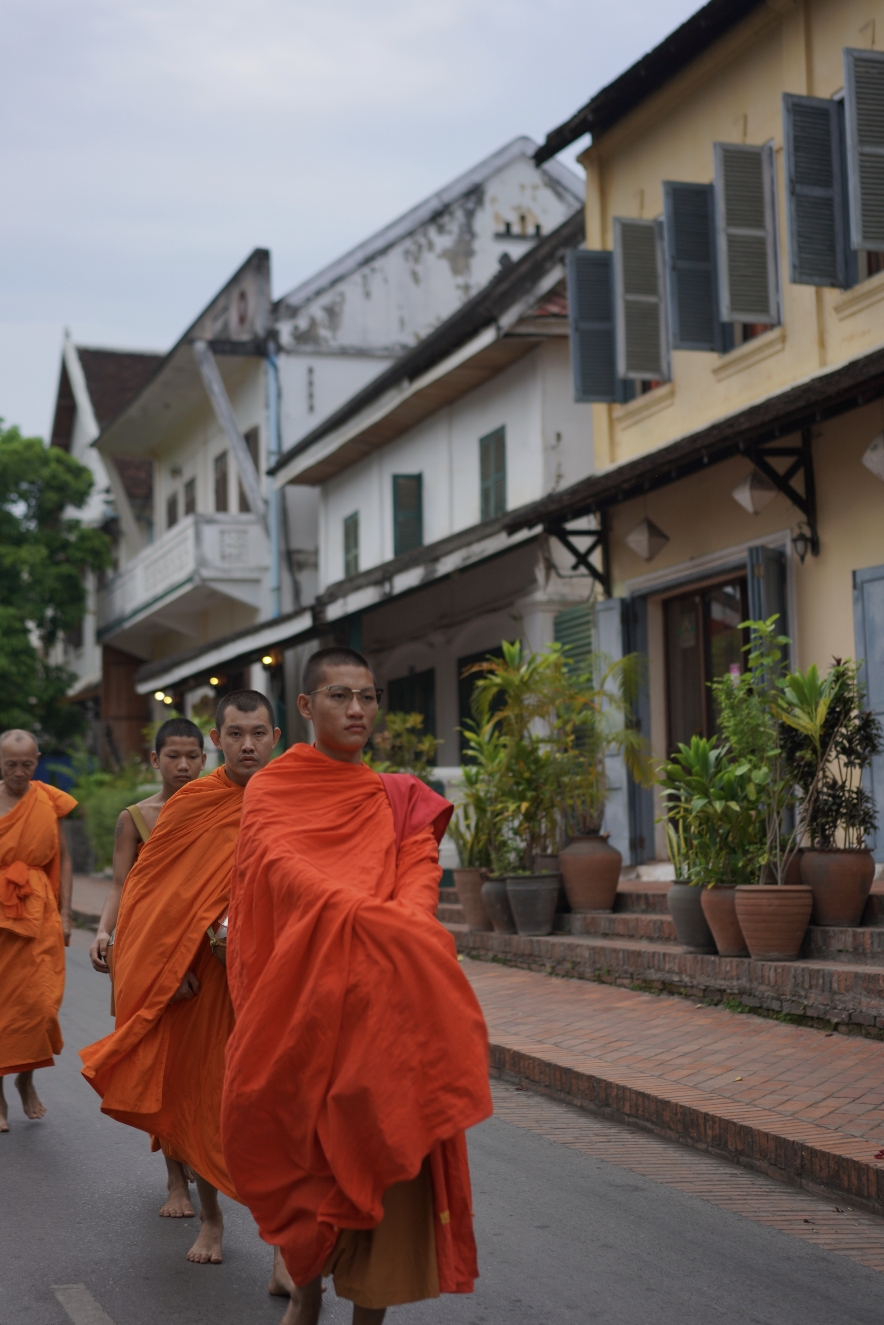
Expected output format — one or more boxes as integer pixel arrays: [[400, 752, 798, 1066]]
[[222, 647, 492, 1325]]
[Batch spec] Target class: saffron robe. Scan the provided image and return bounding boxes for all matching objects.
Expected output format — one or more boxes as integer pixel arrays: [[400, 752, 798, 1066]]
[[221, 743, 492, 1292], [0, 780, 76, 1075], [80, 767, 242, 1197]]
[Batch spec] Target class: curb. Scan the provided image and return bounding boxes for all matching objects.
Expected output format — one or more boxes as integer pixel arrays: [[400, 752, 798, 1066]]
[[71, 909, 100, 930], [489, 1040, 884, 1217]]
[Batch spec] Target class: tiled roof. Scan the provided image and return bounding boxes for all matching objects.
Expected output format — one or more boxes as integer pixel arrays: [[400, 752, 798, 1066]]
[[77, 349, 163, 429]]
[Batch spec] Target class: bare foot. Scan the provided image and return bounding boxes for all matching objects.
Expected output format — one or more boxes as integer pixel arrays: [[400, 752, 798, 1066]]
[[269, 1245, 295, 1296], [187, 1173, 223, 1264], [0, 1079, 8, 1132], [280, 1276, 322, 1325], [159, 1159, 195, 1218], [14, 1072, 46, 1120]]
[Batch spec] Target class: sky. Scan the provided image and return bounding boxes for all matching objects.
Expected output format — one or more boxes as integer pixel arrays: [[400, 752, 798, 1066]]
[[0, 0, 701, 439]]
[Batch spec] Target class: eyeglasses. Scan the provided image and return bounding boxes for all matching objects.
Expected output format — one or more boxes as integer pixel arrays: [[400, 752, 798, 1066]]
[[311, 686, 383, 708]]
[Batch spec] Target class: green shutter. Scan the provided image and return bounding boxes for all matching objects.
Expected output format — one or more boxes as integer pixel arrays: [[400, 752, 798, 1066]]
[[393, 474, 423, 555], [343, 511, 359, 577], [479, 427, 506, 521], [554, 603, 594, 674]]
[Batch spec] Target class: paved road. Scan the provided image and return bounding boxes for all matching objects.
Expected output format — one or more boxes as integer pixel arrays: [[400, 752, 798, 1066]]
[[3, 943, 883, 1325]]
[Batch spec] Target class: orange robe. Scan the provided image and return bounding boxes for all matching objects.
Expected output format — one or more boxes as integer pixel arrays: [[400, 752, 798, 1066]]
[[0, 780, 76, 1075], [80, 767, 242, 1198], [222, 744, 492, 1292]]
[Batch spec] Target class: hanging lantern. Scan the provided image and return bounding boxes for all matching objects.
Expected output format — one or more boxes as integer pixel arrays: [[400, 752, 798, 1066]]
[[624, 517, 669, 561], [731, 468, 777, 514], [862, 433, 884, 482]]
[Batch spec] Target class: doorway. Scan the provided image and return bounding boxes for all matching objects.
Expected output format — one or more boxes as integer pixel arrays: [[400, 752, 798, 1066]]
[[664, 576, 748, 753]]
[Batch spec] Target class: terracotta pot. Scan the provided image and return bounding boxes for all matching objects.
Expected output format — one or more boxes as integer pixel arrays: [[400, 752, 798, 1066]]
[[734, 885, 813, 961], [560, 835, 622, 912], [760, 850, 804, 887], [505, 874, 559, 936], [699, 885, 748, 957], [480, 877, 516, 934], [801, 849, 876, 927], [667, 882, 716, 953], [452, 867, 492, 931]]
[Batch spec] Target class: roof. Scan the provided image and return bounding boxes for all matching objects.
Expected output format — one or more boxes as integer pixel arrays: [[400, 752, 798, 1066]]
[[275, 137, 583, 316], [78, 349, 165, 430], [535, 0, 764, 164], [504, 341, 884, 532], [272, 207, 584, 483]]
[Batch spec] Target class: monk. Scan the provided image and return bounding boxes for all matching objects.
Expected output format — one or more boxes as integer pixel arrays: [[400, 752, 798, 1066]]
[[222, 647, 492, 1325], [80, 691, 282, 1270], [89, 716, 206, 1218], [0, 729, 76, 1131]]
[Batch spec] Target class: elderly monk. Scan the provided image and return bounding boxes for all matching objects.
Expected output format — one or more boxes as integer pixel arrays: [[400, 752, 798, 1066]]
[[80, 692, 280, 1269], [0, 728, 76, 1132], [90, 716, 206, 1219], [222, 647, 492, 1325]]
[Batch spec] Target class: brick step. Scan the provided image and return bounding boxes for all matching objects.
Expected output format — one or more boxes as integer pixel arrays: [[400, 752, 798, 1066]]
[[804, 924, 884, 964], [613, 882, 671, 915], [445, 923, 884, 1029], [438, 902, 465, 924], [556, 911, 678, 942]]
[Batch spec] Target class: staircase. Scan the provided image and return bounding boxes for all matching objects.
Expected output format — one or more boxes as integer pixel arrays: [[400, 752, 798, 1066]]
[[439, 877, 884, 1035]]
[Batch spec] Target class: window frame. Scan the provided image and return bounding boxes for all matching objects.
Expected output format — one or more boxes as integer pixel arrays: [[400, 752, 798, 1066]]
[[479, 426, 506, 522], [343, 511, 359, 578], [392, 473, 423, 557]]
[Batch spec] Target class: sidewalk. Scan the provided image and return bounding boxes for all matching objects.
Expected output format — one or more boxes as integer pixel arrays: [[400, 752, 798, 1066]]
[[463, 955, 884, 1214], [71, 874, 110, 927]]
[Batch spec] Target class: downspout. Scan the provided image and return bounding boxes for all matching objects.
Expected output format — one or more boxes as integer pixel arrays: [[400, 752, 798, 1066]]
[[266, 343, 282, 619]]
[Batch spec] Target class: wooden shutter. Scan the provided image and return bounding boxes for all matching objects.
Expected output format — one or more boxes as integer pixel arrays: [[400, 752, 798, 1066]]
[[393, 474, 422, 555], [343, 511, 359, 577], [663, 182, 721, 351], [747, 544, 789, 663], [566, 249, 619, 401], [479, 427, 506, 521], [783, 94, 848, 287], [614, 217, 671, 380], [853, 562, 884, 861], [714, 143, 780, 323], [844, 48, 884, 250]]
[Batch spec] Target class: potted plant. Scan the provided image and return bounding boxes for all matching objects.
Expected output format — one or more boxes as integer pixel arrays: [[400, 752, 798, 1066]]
[[783, 660, 883, 926], [447, 770, 494, 932]]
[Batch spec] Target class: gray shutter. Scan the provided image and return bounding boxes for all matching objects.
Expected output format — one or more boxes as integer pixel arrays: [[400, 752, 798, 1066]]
[[614, 217, 671, 380], [853, 563, 884, 862], [747, 544, 789, 660], [623, 595, 654, 864], [554, 602, 594, 673], [594, 597, 630, 862], [844, 47, 884, 250], [783, 94, 848, 287], [663, 181, 722, 351], [714, 142, 780, 323], [566, 249, 619, 402]]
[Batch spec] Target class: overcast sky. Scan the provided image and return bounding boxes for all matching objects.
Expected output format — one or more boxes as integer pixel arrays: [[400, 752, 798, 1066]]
[[1, 0, 700, 438]]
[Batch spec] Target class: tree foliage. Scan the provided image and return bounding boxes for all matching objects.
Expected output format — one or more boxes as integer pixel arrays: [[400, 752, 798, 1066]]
[[0, 421, 112, 748]]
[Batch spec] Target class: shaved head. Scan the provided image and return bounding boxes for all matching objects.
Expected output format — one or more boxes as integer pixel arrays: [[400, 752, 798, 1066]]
[[0, 729, 39, 756]]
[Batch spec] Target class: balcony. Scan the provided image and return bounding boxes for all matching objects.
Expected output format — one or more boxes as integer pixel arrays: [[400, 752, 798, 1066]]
[[97, 514, 269, 656]]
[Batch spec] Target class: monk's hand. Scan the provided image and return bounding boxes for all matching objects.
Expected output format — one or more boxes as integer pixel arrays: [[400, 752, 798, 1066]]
[[61, 910, 72, 949], [171, 971, 200, 1003], [90, 931, 111, 973]]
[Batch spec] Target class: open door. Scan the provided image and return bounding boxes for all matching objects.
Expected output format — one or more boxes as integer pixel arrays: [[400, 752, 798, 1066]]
[[854, 564, 884, 863], [595, 597, 653, 865]]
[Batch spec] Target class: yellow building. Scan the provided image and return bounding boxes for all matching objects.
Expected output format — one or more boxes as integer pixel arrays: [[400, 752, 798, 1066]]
[[519, 0, 884, 861]]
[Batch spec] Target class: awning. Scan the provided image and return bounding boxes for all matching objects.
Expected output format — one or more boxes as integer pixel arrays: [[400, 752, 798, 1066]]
[[134, 608, 315, 695]]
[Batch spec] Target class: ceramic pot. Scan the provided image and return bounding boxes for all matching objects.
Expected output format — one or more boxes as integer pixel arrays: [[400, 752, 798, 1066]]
[[560, 835, 622, 912], [760, 850, 804, 887], [535, 854, 569, 913], [667, 882, 716, 953], [699, 886, 748, 957], [505, 874, 560, 936], [480, 877, 516, 934], [801, 849, 876, 927], [453, 867, 492, 931], [734, 885, 813, 961]]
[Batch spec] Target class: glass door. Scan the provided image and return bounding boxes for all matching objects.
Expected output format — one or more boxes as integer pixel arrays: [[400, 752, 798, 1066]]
[[664, 576, 747, 753]]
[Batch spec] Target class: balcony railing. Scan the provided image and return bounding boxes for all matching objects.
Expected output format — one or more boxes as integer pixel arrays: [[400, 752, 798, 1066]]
[[97, 513, 268, 638]]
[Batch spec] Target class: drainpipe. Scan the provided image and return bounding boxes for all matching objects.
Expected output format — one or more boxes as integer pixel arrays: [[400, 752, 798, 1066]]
[[266, 344, 282, 619]]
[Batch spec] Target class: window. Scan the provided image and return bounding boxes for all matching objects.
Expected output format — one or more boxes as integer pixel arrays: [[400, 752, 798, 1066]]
[[307, 365, 315, 414], [387, 669, 436, 746], [614, 217, 671, 380], [166, 491, 178, 529], [214, 452, 228, 513], [344, 511, 359, 578], [479, 427, 506, 521], [239, 427, 260, 513], [392, 474, 422, 555], [184, 477, 196, 516], [664, 577, 748, 754]]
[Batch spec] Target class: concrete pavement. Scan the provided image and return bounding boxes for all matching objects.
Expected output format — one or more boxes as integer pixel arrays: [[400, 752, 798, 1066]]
[[3, 942, 884, 1324]]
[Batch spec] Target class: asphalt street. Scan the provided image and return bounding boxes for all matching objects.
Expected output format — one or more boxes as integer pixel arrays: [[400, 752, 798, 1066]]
[[2, 943, 883, 1325]]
